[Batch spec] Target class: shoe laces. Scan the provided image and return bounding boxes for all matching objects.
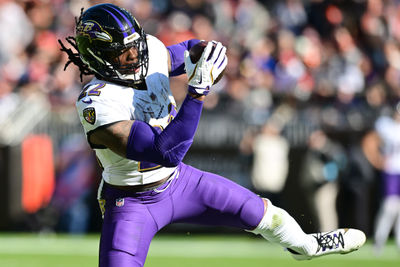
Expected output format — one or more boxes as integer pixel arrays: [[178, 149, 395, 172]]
[[314, 230, 345, 252]]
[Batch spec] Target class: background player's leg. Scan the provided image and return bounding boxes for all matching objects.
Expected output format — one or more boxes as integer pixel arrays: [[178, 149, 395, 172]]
[[374, 196, 399, 253], [395, 202, 400, 251], [374, 173, 400, 254]]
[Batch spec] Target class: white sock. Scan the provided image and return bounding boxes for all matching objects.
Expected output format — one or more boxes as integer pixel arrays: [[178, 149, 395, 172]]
[[396, 207, 400, 249], [374, 196, 399, 249], [249, 198, 317, 256]]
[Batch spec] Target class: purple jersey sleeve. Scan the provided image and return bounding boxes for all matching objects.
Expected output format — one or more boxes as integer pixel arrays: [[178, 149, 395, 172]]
[[126, 94, 203, 167], [167, 39, 200, 77]]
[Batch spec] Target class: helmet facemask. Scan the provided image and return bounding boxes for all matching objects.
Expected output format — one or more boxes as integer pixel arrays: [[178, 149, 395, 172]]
[[106, 31, 149, 85]]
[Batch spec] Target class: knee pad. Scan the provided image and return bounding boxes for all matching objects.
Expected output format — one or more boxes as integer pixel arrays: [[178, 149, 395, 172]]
[[240, 197, 265, 229]]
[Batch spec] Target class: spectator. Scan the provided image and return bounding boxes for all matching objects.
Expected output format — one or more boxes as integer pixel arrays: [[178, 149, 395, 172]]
[[0, 0, 33, 64], [299, 129, 346, 232], [246, 117, 289, 205]]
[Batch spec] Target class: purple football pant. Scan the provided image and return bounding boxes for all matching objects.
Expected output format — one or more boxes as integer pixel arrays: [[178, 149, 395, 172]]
[[99, 163, 264, 267], [382, 172, 400, 196]]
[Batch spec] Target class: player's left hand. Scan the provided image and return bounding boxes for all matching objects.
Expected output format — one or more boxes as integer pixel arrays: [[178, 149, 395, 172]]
[[184, 41, 227, 95]]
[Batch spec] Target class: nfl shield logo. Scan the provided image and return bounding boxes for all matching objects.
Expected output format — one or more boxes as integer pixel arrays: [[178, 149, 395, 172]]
[[115, 198, 124, 207]]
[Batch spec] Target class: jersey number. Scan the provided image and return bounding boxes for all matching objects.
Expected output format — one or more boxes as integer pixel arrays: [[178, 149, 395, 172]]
[[78, 83, 105, 101]]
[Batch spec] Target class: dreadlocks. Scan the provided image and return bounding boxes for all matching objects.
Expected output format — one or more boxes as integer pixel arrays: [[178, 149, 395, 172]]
[[58, 8, 94, 82]]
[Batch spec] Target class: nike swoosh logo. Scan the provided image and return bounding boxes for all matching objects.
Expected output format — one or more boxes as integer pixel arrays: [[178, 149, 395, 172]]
[[82, 98, 92, 104], [198, 70, 202, 84]]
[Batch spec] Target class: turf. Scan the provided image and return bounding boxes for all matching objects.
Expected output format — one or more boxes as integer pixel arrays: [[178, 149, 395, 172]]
[[0, 233, 398, 267]]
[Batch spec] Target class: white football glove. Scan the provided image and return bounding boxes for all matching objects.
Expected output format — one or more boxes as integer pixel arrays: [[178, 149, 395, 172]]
[[184, 41, 227, 95]]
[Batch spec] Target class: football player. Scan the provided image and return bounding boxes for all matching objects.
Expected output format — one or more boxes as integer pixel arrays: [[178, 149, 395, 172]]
[[59, 3, 366, 267], [363, 104, 400, 254]]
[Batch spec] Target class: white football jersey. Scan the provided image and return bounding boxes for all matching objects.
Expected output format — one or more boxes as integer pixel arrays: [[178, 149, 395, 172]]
[[375, 115, 400, 174], [76, 35, 178, 186]]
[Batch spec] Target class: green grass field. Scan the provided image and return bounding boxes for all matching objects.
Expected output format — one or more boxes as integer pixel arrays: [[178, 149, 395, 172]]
[[0, 233, 398, 267]]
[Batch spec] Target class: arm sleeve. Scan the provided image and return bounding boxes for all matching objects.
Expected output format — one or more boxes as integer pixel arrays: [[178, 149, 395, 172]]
[[167, 39, 200, 76], [126, 94, 203, 167]]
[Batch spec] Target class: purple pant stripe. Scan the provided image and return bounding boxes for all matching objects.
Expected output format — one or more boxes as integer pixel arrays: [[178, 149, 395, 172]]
[[99, 163, 264, 267]]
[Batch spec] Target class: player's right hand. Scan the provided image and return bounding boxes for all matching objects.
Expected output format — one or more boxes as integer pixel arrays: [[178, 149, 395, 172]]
[[184, 41, 227, 95]]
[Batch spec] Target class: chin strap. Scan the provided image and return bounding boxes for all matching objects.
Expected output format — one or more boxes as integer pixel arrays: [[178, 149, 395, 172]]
[[100, 76, 148, 90]]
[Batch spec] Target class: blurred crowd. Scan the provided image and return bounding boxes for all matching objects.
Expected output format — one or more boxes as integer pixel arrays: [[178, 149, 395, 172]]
[[2, 0, 400, 114], [1, 0, 400, 252]]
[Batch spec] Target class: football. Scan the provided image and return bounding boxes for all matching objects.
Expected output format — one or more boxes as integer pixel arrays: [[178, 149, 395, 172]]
[[189, 40, 225, 84]]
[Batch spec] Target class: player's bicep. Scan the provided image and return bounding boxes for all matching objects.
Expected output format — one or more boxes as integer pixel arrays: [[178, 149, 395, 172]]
[[89, 120, 134, 157]]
